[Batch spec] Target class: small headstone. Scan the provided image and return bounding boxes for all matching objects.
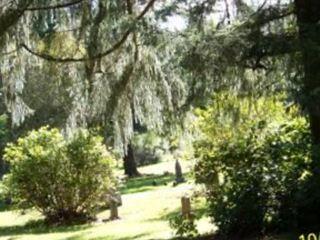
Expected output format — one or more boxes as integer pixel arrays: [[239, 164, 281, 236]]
[[181, 196, 193, 220], [175, 160, 185, 184], [105, 188, 122, 221], [109, 200, 119, 220]]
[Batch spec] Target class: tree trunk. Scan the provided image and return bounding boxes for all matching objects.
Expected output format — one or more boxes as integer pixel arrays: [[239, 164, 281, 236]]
[[123, 142, 140, 177], [295, 0, 320, 157]]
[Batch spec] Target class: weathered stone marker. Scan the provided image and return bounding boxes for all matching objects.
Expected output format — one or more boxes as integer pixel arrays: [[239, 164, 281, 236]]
[[181, 196, 192, 219], [106, 188, 122, 221], [175, 160, 185, 184], [109, 199, 119, 220]]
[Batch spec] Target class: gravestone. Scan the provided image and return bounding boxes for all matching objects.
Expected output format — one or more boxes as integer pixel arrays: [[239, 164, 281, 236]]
[[181, 196, 192, 219], [109, 199, 119, 220], [106, 188, 122, 220], [175, 160, 185, 184]]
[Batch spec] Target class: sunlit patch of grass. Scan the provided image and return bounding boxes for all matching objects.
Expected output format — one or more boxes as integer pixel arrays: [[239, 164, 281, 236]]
[[0, 160, 214, 240], [0, 158, 214, 240], [0, 173, 293, 240]]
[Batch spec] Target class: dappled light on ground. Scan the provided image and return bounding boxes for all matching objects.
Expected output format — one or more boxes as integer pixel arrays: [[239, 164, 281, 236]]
[[0, 160, 213, 240]]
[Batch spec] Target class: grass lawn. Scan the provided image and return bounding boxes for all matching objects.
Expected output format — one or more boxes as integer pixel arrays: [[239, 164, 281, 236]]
[[0, 160, 214, 240], [0, 160, 301, 240]]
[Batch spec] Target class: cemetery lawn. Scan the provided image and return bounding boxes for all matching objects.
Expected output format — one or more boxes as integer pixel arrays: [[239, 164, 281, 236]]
[[0, 160, 214, 240], [0, 160, 298, 240]]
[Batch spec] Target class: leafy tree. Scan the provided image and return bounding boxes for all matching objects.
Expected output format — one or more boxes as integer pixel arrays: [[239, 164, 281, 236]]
[[0, 0, 184, 175], [173, 0, 320, 163], [0, 0, 183, 153]]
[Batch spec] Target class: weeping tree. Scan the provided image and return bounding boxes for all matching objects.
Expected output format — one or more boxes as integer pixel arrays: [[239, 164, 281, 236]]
[[3, 1, 319, 179], [0, 0, 185, 175]]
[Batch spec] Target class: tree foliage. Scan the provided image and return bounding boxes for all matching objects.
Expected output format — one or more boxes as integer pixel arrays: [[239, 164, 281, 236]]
[[0, 0, 184, 153]]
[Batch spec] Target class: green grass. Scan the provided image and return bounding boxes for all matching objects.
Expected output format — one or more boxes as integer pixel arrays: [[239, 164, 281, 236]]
[[120, 173, 175, 195], [0, 160, 297, 240], [0, 160, 214, 240], [0, 184, 211, 240]]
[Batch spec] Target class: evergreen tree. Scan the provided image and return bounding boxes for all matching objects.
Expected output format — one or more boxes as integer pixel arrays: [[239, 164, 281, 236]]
[[0, 0, 183, 157]]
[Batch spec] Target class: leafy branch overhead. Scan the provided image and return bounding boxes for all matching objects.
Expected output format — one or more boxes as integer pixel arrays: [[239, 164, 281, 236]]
[[20, 0, 157, 62]]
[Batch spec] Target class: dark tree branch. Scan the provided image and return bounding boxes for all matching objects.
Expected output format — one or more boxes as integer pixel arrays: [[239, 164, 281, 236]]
[[21, 0, 157, 62], [0, 0, 82, 38], [26, 0, 83, 11], [252, 4, 295, 26], [244, 32, 298, 60]]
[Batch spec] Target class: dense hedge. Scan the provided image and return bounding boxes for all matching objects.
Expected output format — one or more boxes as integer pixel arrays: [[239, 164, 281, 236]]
[[194, 94, 319, 237], [3, 127, 115, 223]]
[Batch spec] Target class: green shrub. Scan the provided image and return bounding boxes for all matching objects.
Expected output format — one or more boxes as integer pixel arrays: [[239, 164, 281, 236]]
[[3, 127, 115, 223], [194, 94, 312, 236], [169, 214, 199, 238]]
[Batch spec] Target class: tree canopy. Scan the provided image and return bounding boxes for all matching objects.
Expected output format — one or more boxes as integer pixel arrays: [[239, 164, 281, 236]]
[[0, 0, 184, 152], [1, 0, 320, 154]]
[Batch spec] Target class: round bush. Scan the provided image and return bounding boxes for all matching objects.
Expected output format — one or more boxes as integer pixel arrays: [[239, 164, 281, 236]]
[[3, 127, 115, 223]]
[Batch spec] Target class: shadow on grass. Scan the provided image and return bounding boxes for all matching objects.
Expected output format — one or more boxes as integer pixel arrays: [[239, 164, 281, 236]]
[[167, 232, 298, 240], [0, 219, 90, 237], [64, 233, 149, 240], [120, 173, 175, 195], [167, 231, 298, 240]]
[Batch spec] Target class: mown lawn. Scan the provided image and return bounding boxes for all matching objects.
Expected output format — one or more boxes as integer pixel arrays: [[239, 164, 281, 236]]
[[0, 160, 214, 240], [0, 160, 301, 240]]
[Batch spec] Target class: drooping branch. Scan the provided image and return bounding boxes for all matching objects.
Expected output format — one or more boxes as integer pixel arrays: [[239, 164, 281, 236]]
[[105, 0, 140, 119], [26, 0, 83, 11], [241, 32, 299, 67], [227, 4, 298, 67], [21, 0, 157, 62], [249, 4, 295, 27]]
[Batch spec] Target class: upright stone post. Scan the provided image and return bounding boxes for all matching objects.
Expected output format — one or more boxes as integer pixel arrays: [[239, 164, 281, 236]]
[[181, 196, 191, 219], [109, 199, 119, 220], [175, 160, 185, 184], [106, 188, 121, 221]]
